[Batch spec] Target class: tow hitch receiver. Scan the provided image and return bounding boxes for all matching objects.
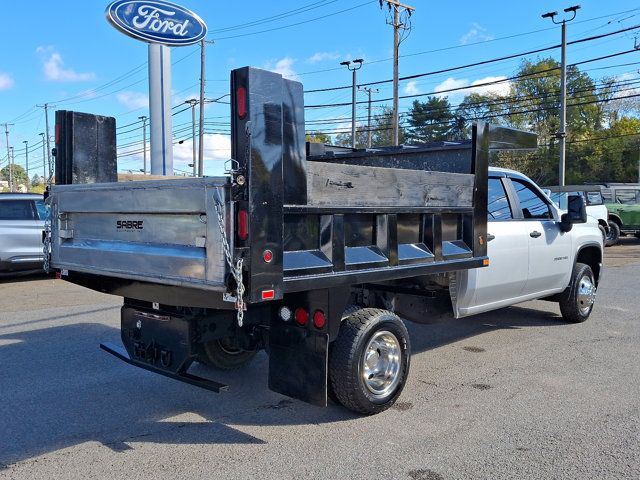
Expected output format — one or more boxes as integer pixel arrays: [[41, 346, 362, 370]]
[[100, 307, 229, 393]]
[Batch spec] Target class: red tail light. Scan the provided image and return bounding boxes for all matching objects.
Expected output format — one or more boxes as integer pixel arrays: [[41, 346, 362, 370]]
[[294, 308, 308, 326], [312, 310, 326, 329], [237, 86, 247, 119], [237, 209, 248, 240]]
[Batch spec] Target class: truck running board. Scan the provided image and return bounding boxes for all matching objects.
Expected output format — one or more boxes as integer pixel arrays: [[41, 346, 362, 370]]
[[99, 342, 229, 393]]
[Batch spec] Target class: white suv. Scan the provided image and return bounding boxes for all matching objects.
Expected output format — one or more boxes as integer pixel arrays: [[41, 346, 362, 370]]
[[0, 193, 47, 273]]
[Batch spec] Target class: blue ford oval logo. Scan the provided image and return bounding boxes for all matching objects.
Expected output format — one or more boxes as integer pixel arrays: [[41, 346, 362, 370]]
[[106, 0, 207, 46]]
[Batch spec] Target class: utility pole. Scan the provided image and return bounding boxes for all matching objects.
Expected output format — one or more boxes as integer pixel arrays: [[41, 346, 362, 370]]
[[2, 123, 14, 192], [185, 99, 198, 176], [198, 40, 214, 177], [380, 0, 414, 146], [8, 147, 14, 192], [39, 132, 46, 179], [138, 116, 148, 174], [542, 5, 580, 186], [37, 103, 55, 183], [23, 140, 29, 187], [340, 59, 364, 149], [360, 86, 379, 148]]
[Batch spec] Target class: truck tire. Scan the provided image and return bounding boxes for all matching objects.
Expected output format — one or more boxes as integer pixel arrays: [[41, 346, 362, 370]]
[[328, 305, 364, 406], [605, 221, 620, 246], [329, 308, 410, 415], [198, 339, 257, 370], [598, 225, 606, 245], [559, 262, 597, 323]]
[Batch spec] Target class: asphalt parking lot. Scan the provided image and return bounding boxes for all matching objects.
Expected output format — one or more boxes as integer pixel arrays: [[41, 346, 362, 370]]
[[1, 239, 639, 480]]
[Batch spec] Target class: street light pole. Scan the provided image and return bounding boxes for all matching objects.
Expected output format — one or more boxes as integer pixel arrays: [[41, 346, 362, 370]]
[[23, 140, 29, 187], [185, 99, 198, 177], [360, 86, 379, 148], [2, 123, 13, 192], [340, 59, 364, 149], [542, 5, 580, 186], [138, 116, 148, 174], [8, 146, 14, 192]]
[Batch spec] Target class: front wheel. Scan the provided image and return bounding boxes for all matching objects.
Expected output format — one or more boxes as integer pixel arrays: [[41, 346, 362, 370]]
[[559, 262, 596, 323], [605, 221, 620, 246], [329, 308, 410, 415]]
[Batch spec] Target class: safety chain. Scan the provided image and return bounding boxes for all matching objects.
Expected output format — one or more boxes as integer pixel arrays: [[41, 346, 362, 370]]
[[42, 196, 52, 273], [213, 190, 245, 327]]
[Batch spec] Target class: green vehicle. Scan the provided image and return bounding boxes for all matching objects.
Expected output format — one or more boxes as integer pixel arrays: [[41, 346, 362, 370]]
[[599, 184, 640, 245]]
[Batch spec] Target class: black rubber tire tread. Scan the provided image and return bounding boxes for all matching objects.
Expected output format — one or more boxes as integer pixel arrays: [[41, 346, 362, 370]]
[[328, 305, 364, 406], [329, 308, 410, 415], [198, 340, 257, 370], [559, 262, 595, 324], [598, 225, 606, 245], [606, 221, 620, 247]]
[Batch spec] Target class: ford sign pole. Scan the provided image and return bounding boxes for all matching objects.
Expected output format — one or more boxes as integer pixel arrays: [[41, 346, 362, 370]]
[[106, 0, 208, 176], [148, 44, 173, 175]]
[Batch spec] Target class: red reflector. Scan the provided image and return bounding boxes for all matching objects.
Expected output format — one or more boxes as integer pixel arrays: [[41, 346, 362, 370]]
[[237, 86, 247, 119], [313, 310, 325, 329], [237, 209, 249, 240], [263, 249, 273, 263], [55, 124, 60, 145], [261, 289, 275, 300], [295, 308, 308, 326], [55, 271, 62, 279]]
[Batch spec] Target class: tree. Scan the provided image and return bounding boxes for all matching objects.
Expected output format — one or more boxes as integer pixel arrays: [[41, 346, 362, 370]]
[[335, 107, 405, 148], [31, 174, 42, 186], [305, 131, 331, 144], [406, 97, 454, 143], [0, 164, 28, 186]]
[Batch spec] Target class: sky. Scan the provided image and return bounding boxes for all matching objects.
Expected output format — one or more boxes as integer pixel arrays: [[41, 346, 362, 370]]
[[1, 0, 639, 177]]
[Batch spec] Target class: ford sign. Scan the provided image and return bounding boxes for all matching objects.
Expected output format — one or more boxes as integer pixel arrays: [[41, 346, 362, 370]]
[[106, 0, 207, 46]]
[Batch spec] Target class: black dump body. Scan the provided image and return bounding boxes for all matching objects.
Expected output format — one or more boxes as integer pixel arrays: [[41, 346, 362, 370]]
[[51, 66, 537, 407]]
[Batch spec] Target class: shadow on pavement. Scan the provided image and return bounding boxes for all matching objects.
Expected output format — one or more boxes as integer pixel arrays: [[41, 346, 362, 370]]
[[0, 302, 564, 466]]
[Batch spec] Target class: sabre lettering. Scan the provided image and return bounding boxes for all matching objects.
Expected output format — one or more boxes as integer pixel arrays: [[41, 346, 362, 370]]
[[117, 220, 144, 230]]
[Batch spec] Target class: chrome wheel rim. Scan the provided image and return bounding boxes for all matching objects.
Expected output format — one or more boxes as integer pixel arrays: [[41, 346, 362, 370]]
[[577, 274, 596, 315], [362, 330, 402, 398]]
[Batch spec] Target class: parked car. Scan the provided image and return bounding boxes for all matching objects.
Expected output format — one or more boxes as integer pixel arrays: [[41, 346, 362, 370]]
[[0, 193, 47, 273], [544, 185, 609, 245], [592, 183, 640, 245]]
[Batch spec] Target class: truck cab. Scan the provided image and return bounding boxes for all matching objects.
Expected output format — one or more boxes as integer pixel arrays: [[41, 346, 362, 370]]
[[456, 168, 602, 317]]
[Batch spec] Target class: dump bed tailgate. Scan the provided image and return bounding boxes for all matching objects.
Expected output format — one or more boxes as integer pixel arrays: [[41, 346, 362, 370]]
[[50, 177, 230, 290]]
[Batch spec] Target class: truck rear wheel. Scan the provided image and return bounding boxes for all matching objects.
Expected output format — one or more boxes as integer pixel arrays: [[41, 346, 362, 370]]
[[559, 262, 596, 323], [605, 221, 620, 246], [198, 339, 257, 370], [329, 308, 410, 415]]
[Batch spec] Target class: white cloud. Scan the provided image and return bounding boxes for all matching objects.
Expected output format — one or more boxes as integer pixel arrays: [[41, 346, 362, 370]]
[[470, 76, 511, 97], [117, 91, 149, 109], [173, 134, 231, 176], [459, 23, 494, 45], [433, 76, 511, 99], [0, 72, 14, 90], [434, 77, 470, 97], [264, 57, 298, 80], [36, 46, 96, 82], [404, 81, 421, 96], [306, 52, 341, 64]]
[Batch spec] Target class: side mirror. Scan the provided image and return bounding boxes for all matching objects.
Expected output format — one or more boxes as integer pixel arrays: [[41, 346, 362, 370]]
[[567, 194, 587, 223], [560, 213, 573, 232]]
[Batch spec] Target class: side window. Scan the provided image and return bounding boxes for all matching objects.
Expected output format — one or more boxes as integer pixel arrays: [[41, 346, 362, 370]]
[[512, 180, 552, 220], [487, 178, 512, 220], [34, 200, 49, 220], [0, 200, 37, 220], [586, 191, 603, 205], [615, 190, 637, 204]]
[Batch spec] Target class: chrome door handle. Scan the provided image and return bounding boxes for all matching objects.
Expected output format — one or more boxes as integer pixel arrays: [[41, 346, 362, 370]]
[[487, 233, 496, 242], [530, 231, 542, 238]]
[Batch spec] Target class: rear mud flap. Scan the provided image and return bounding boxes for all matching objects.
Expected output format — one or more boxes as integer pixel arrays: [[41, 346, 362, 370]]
[[268, 324, 328, 407]]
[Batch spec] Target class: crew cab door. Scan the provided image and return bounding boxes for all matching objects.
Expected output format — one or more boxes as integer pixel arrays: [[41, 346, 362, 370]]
[[509, 178, 572, 295], [456, 177, 529, 315]]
